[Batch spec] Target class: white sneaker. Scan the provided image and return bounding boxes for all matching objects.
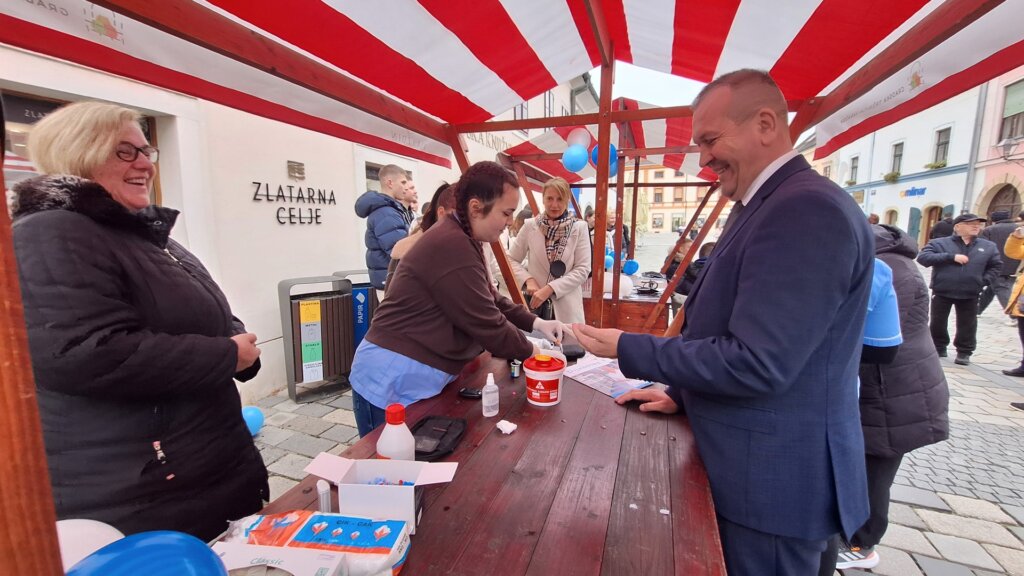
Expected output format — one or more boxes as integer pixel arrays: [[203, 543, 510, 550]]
[[836, 545, 880, 570]]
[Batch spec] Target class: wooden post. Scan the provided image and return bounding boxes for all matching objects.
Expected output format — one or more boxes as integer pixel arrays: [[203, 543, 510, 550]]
[[0, 150, 63, 573], [589, 57, 615, 326], [511, 162, 540, 216], [660, 183, 720, 275], [609, 137, 626, 328], [643, 193, 730, 330], [628, 156, 640, 260], [664, 307, 686, 337], [446, 128, 527, 307]]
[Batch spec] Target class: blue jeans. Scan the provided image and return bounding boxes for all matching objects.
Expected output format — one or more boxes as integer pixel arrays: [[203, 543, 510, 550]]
[[352, 389, 387, 438]]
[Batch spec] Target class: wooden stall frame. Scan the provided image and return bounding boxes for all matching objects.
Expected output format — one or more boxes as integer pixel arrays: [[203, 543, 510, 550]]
[[644, 194, 729, 331], [0, 107, 64, 574]]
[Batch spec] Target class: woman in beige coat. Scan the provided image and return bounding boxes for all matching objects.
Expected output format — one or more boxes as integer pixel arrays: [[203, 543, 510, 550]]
[[508, 177, 591, 323]]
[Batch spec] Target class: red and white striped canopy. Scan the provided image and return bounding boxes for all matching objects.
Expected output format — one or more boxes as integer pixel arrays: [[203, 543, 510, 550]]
[[2, 0, 1022, 166]]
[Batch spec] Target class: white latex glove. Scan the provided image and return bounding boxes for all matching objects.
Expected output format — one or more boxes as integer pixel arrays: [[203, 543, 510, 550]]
[[533, 317, 564, 346]]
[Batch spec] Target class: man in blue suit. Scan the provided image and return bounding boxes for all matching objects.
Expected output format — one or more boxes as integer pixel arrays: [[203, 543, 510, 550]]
[[574, 69, 872, 575]]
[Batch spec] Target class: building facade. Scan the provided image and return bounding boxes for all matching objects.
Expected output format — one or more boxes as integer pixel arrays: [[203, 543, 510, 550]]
[[970, 65, 1024, 220], [828, 87, 982, 247], [621, 164, 721, 238]]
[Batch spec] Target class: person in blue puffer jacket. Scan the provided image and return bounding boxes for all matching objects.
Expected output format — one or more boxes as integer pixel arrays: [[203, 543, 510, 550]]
[[354, 164, 413, 292]]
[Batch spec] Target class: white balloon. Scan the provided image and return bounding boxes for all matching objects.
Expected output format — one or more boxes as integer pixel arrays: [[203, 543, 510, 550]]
[[57, 518, 125, 571], [566, 127, 592, 148], [603, 273, 634, 299]]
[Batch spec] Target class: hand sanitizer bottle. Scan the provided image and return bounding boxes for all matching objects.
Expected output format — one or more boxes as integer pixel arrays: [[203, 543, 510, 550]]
[[377, 403, 415, 460], [482, 373, 499, 417]]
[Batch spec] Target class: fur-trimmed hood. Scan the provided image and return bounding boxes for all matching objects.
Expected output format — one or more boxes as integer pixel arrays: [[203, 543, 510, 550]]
[[12, 174, 179, 248]]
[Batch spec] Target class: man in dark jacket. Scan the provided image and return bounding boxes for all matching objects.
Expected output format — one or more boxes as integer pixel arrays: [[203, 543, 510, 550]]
[[928, 213, 954, 239], [354, 164, 413, 291], [918, 214, 1002, 365], [979, 210, 1021, 316]]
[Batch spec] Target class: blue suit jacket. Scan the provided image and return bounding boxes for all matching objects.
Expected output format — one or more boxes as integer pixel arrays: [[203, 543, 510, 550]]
[[618, 155, 872, 541]]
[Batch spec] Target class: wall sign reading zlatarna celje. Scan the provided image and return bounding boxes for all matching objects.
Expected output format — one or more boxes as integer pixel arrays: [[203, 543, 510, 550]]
[[251, 161, 337, 225]]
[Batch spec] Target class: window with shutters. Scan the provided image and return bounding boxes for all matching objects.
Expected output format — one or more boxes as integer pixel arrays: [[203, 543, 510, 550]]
[[1001, 80, 1024, 141]]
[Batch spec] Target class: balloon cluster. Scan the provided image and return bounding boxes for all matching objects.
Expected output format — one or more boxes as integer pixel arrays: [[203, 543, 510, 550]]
[[561, 127, 618, 177], [602, 246, 639, 275]]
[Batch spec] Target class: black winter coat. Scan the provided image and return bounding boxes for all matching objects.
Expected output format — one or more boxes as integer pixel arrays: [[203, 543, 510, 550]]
[[917, 234, 1002, 299], [860, 225, 949, 457], [929, 218, 953, 239], [980, 219, 1022, 275], [11, 175, 268, 541]]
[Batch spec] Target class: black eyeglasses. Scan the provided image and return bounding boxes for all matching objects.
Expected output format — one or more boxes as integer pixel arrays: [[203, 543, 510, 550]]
[[115, 141, 159, 163]]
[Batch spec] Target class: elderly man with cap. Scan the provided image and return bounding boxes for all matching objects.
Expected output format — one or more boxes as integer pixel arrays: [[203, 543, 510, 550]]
[[918, 213, 1002, 365], [979, 210, 1022, 320]]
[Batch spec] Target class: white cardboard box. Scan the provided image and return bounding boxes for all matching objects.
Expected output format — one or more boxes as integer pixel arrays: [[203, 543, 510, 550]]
[[212, 541, 346, 576], [305, 453, 457, 535]]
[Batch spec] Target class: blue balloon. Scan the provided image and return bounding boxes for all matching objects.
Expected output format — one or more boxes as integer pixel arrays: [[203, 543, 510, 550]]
[[609, 158, 618, 178], [605, 246, 614, 257], [590, 144, 619, 167], [571, 187, 581, 203], [623, 260, 640, 275], [68, 531, 227, 576], [604, 254, 614, 270], [242, 406, 264, 436], [562, 144, 589, 173]]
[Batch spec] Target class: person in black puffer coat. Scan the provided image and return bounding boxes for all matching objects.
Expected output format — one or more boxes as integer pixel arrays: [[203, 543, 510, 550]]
[[979, 210, 1022, 314], [929, 214, 954, 239], [11, 102, 268, 542], [854, 224, 949, 553]]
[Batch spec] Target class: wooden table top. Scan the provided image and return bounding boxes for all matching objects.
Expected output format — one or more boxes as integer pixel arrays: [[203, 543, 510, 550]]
[[263, 355, 725, 575]]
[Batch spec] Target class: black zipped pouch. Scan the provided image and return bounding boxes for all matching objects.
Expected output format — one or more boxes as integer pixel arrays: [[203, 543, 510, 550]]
[[410, 416, 466, 462]]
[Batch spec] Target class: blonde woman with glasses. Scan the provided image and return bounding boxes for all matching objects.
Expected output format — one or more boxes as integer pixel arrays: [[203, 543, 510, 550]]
[[9, 101, 268, 541]]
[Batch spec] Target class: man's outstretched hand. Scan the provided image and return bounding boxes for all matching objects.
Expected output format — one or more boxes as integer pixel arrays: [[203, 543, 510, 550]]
[[615, 388, 679, 414], [571, 323, 623, 358]]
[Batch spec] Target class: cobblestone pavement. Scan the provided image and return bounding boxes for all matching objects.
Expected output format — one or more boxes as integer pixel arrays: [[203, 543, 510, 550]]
[[252, 246, 1024, 575]]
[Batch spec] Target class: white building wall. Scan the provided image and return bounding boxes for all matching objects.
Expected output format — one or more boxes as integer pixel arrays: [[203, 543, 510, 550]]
[[830, 86, 981, 237]]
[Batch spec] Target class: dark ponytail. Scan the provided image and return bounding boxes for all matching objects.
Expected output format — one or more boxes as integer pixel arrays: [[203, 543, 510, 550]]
[[420, 182, 455, 231], [453, 161, 518, 247]]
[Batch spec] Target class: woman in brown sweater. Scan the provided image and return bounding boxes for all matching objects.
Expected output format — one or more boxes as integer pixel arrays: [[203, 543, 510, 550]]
[[349, 161, 564, 436]]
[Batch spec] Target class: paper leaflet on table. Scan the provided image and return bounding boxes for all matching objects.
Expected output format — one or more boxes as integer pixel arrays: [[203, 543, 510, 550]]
[[563, 353, 652, 398]]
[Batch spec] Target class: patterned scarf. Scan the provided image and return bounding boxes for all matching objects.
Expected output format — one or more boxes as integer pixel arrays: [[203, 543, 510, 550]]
[[539, 210, 577, 263]]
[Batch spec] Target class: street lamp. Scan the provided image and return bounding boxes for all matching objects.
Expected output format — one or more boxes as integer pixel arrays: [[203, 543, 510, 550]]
[[998, 138, 1021, 161]]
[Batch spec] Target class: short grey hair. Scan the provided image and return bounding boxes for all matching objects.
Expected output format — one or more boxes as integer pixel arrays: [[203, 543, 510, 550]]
[[693, 69, 788, 126], [28, 101, 141, 178]]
